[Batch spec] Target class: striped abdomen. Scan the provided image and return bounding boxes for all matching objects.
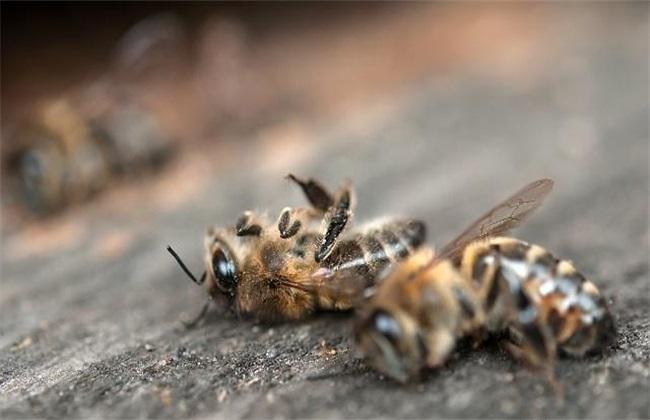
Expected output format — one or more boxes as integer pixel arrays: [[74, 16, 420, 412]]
[[460, 237, 615, 357], [321, 219, 426, 282], [309, 219, 426, 311]]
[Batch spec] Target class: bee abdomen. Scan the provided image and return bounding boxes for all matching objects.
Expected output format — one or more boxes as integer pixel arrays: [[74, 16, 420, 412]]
[[322, 220, 426, 284], [397, 219, 427, 249], [322, 239, 370, 277], [460, 237, 615, 354], [361, 235, 391, 274], [460, 238, 532, 306], [366, 220, 426, 267]]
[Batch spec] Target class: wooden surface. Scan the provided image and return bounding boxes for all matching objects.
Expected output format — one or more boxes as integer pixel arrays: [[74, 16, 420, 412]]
[[2, 4, 649, 419]]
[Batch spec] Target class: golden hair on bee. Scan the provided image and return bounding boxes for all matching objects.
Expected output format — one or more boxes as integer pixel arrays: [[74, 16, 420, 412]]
[[355, 178, 615, 393], [354, 248, 484, 382], [168, 174, 427, 324]]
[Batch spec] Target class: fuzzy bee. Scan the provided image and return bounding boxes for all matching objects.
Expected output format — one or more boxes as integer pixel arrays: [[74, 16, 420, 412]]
[[353, 178, 616, 388], [167, 174, 427, 324], [4, 96, 173, 215]]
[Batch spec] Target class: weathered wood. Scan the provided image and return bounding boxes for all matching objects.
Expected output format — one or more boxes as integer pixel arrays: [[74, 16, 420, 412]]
[[1, 5, 648, 419]]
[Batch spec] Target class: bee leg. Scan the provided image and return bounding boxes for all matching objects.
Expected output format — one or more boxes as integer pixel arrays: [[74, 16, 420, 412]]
[[236, 211, 262, 236], [474, 253, 503, 311], [277, 207, 304, 239], [180, 299, 211, 329], [469, 327, 487, 349], [503, 324, 564, 400], [287, 174, 334, 212], [315, 187, 353, 263]]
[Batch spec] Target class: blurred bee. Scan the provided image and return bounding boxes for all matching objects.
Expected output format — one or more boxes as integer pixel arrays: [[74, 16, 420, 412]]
[[4, 95, 173, 215], [354, 178, 616, 388], [4, 99, 111, 213], [166, 174, 426, 324], [3, 13, 182, 217]]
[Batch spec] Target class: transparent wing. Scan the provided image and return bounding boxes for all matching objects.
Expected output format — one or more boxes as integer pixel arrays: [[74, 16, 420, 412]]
[[280, 178, 553, 302], [113, 13, 187, 79], [279, 266, 373, 308], [436, 178, 554, 263]]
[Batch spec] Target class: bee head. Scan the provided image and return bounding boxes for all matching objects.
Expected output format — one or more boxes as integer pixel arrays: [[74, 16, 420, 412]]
[[353, 307, 427, 383], [205, 232, 240, 299]]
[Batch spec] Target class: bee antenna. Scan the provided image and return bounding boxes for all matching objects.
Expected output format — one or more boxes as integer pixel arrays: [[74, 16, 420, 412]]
[[166, 245, 206, 286]]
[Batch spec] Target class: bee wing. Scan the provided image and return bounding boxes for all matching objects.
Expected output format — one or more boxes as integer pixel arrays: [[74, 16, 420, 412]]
[[314, 267, 375, 306], [436, 178, 554, 263], [113, 13, 187, 80], [279, 267, 373, 308], [281, 179, 553, 303]]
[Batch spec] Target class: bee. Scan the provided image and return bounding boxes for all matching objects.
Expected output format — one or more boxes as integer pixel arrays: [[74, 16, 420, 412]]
[[5, 99, 113, 214], [166, 174, 426, 324], [354, 178, 616, 387], [3, 10, 180, 218], [4, 95, 174, 215]]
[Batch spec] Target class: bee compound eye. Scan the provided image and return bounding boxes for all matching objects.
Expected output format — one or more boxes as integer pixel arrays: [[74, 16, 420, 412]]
[[212, 247, 238, 292], [371, 310, 402, 344]]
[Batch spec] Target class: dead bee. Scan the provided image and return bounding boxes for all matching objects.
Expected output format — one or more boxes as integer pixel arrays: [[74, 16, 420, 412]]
[[167, 174, 426, 324], [5, 99, 113, 214], [4, 96, 174, 215], [354, 178, 616, 387]]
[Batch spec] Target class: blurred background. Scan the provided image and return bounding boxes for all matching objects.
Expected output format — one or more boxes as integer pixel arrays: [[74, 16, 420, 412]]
[[3, 2, 645, 250], [1, 3, 648, 418]]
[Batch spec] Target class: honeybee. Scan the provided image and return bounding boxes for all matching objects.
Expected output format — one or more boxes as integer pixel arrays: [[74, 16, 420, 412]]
[[354, 178, 616, 387], [5, 99, 113, 214], [167, 174, 427, 324], [3, 11, 180, 217], [4, 96, 173, 215]]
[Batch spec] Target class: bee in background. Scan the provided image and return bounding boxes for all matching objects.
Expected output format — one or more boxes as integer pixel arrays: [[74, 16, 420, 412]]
[[3, 13, 182, 218], [354, 178, 616, 390], [4, 99, 113, 214], [4, 95, 174, 216], [167, 174, 426, 324]]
